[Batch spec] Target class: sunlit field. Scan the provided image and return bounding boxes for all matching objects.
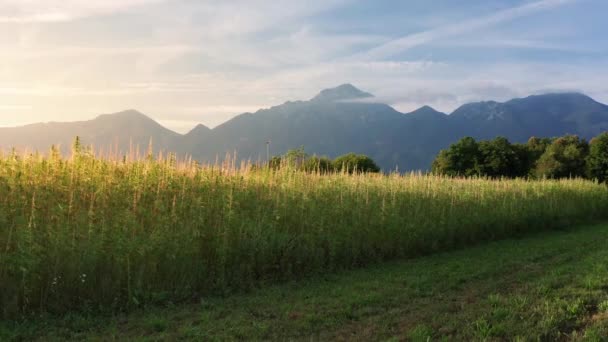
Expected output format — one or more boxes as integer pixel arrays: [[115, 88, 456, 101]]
[[1, 147, 608, 318]]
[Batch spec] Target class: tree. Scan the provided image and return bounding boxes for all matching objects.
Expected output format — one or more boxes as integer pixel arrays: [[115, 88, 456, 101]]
[[301, 156, 333, 173], [267, 147, 308, 170], [587, 132, 608, 183], [431, 137, 480, 176], [333, 153, 380, 173], [476, 137, 522, 178], [526, 137, 553, 162], [535, 135, 589, 179], [283, 147, 308, 168], [513, 137, 553, 177]]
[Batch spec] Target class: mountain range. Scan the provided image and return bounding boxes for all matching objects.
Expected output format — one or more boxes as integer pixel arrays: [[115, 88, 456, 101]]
[[1, 83, 608, 171]]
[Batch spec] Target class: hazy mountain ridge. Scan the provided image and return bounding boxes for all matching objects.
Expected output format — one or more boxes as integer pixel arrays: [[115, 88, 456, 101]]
[[0, 109, 181, 155], [1, 84, 607, 171]]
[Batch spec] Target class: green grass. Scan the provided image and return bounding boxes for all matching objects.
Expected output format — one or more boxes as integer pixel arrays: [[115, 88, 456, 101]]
[[3, 223, 608, 341], [1, 150, 608, 318]]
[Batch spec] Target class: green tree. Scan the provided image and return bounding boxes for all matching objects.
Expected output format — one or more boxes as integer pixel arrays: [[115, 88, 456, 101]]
[[477, 137, 522, 178], [283, 147, 308, 168], [535, 135, 589, 179], [333, 153, 380, 173], [526, 137, 553, 161], [587, 132, 608, 183], [513, 137, 553, 177], [301, 156, 333, 173], [268, 147, 308, 170], [512, 143, 532, 177], [431, 137, 480, 177]]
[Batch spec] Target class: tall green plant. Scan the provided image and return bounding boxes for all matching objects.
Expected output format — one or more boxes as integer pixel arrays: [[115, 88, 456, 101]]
[[587, 132, 608, 183], [1, 146, 607, 318]]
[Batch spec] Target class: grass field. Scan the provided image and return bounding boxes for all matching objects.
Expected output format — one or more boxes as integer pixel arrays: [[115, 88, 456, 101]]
[[1, 150, 608, 319], [3, 223, 608, 341]]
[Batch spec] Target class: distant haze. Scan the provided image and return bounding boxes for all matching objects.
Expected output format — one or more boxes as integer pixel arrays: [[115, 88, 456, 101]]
[[2, 85, 608, 171], [1, 0, 608, 132]]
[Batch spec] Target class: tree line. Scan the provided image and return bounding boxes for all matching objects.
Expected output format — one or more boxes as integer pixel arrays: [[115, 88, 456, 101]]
[[432, 132, 608, 182], [267, 147, 380, 173]]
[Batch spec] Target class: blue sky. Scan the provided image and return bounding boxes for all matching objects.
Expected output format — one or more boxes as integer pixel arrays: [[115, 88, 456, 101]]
[[0, 0, 606, 132]]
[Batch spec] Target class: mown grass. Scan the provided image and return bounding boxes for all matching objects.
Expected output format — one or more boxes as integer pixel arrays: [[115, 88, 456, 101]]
[[3, 223, 608, 341], [1, 149, 608, 318]]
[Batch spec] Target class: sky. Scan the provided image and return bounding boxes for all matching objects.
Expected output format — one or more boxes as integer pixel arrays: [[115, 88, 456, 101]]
[[0, 0, 607, 133]]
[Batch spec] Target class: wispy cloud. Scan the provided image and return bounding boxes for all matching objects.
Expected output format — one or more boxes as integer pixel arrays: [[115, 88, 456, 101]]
[[350, 0, 580, 61], [434, 38, 597, 52], [0, 0, 605, 132], [0, 0, 167, 22]]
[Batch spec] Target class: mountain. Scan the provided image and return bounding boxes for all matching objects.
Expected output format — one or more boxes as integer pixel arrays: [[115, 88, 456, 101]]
[[450, 93, 608, 141], [311, 83, 374, 102], [0, 110, 180, 155], [188, 89, 404, 165], [1, 85, 607, 171]]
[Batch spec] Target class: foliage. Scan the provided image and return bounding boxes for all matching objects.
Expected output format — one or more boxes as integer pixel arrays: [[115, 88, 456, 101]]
[[282, 146, 308, 168], [535, 135, 589, 179], [5, 223, 608, 341], [432, 133, 608, 180], [431, 137, 480, 177], [332, 153, 381, 173], [0, 146, 607, 318], [513, 137, 553, 177], [268, 156, 283, 170], [526, 137, 554, 164], [587, 132, 608, 183], [477, 137, 524, 178], [268, 149, 379, 174], [301, 156, 333, 173]]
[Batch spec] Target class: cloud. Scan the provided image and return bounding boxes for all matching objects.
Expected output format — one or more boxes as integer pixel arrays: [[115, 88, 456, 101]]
[[350, 0, 580, 61], [0, 104, 32, 110], [176, 0, 352, 36], [0, 0, 605, 133], [0, 0, 166, 22], [434, 38, 597, 52]]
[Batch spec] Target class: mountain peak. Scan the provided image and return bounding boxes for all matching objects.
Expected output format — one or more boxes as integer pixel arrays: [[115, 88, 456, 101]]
[[187, 123, 211, 136], [450, 100, 503, 120], [410, 105, 444, 115], [92, 110, 177, 134], [96, 109, 152, 122], [510, 92, 597, 105], [405, 106, 447, 122], [312, 84, 374, 102]]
